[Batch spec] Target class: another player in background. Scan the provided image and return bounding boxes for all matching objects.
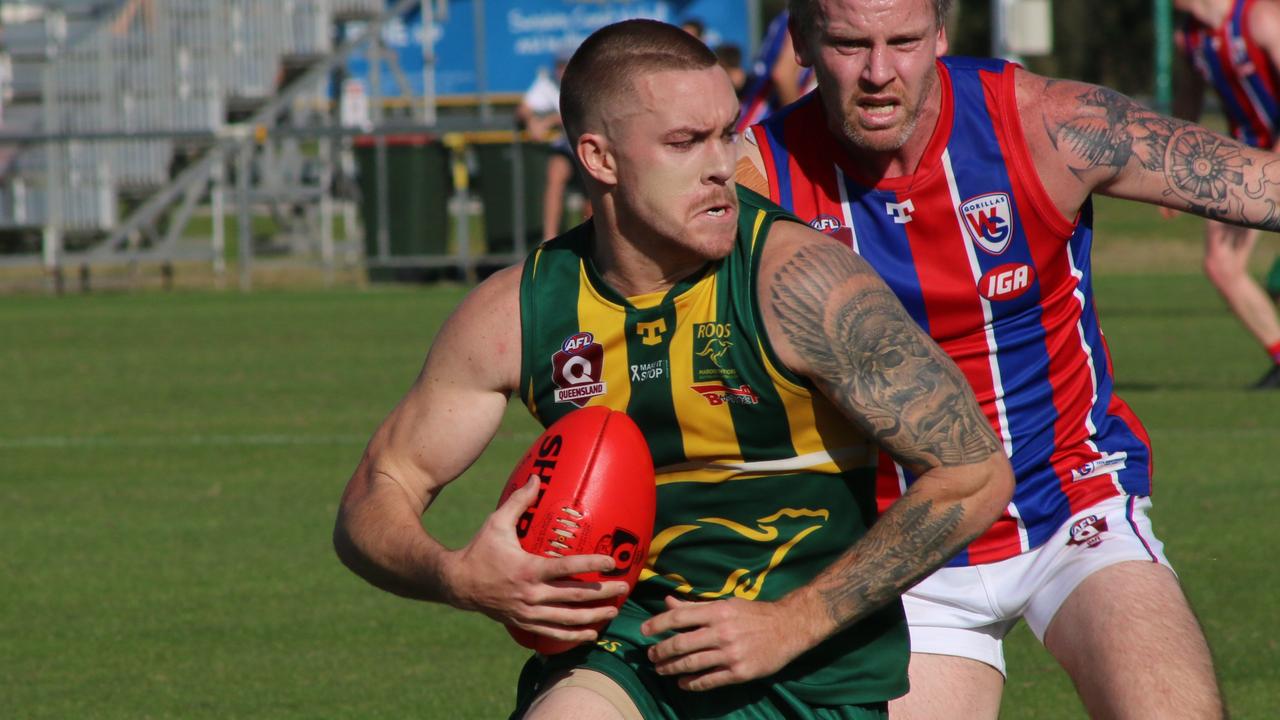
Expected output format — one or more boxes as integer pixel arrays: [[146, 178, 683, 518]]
[[334, 19, 1013, 720], [516, 54, 590, 241], [738, 0, 1233, 717], [736, 10, 816, 134], [1174, 0, 1280, 388]]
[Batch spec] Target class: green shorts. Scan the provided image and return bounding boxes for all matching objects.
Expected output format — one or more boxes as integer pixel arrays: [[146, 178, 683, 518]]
[[510, 636, 888, 720]]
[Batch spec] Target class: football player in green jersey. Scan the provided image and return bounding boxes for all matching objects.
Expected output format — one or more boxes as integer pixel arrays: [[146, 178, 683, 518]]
[[334, 19, 1014, 720]]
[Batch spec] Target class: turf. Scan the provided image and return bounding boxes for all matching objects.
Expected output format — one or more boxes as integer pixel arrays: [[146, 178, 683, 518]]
[[3, 206, 1278, 717]]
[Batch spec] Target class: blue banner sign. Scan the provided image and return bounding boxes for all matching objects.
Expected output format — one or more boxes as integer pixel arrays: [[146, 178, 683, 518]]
[[343, 0, 752, 99]]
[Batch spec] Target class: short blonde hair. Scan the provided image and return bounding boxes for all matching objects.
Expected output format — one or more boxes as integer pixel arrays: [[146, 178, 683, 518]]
[[559, 19, 717, 146]]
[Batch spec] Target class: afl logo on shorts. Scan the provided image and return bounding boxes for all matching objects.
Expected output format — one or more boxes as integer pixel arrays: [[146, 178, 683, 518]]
[[960, 193, 1014, 255], [552, 332, 607, 407], [1067, 515, 1108, 548]]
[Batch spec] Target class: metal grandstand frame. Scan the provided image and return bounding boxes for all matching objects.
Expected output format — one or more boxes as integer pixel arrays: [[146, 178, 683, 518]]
[[0, 0, 522, 291]]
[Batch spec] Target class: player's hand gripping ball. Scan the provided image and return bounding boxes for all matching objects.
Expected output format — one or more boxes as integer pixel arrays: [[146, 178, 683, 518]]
[[496, 406, 656, 654]]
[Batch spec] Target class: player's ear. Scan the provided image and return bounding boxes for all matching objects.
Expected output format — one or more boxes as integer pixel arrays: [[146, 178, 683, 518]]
[[577, 133, 617, 186], [788, 16, 814, 68], [936, 20, 949, 56]]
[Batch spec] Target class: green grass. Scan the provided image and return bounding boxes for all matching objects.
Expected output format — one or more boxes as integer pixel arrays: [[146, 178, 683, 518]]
[[2, 200, 1279, 717]]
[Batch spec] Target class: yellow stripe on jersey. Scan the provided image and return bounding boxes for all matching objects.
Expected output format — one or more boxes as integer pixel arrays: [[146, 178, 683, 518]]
[[576, 260, 632, 410], [523, 246, 547, 414], [666, 271, 750, 480]]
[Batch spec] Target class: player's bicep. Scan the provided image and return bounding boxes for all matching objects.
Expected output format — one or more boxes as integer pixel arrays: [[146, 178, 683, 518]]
[[349, 268, 522, 513], [758, 225, 1001, 475]]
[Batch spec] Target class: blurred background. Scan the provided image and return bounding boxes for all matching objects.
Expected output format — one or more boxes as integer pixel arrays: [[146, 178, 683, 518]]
[[0, 0, 1190, 293]]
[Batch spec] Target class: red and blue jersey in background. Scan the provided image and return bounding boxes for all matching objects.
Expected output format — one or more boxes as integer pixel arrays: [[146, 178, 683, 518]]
[[736, 11, 815, 133], [748, 56, 1154, 566], [1183, 0, 1280, 147]]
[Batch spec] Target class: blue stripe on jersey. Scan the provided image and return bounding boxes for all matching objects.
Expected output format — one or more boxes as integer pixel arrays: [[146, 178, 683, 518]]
[[759, 98, 807, 210], [1069, 204, 1153, 496], [1198, 34, 1260, 144], [837, 180, 933, 337], [942, 58, 1064, 550], [1232, 2, 1280, 137]]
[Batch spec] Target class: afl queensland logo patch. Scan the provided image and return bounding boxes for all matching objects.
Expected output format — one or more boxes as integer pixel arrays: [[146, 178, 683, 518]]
[[551, 332, 607, 407], [960, 193, 1014, 255]]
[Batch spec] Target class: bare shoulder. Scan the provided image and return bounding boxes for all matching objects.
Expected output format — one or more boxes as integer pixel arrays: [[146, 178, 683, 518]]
[[756, 220, 1003, 473], [735, 132, 770, 196], [429, 260, 525, 395], [1251, 0, 1280, 44]]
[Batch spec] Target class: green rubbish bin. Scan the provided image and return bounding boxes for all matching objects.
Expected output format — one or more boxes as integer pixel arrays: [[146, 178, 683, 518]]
[[473, 140, 552, 256], [354, 134, 450, 281]]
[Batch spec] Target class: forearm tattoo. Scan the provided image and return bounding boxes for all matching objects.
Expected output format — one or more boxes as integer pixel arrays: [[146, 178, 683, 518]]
[[770, 244, 1001, 473], [816, 496, 978, 628], [1047, 82, 1280, 230]]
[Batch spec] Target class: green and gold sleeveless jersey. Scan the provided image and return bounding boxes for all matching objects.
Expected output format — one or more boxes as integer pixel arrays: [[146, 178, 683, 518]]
[[517, 187, 908, 705]]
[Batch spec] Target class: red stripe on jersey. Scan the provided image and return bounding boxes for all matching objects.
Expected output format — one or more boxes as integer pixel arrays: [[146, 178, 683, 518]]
[[966, 515, 1023, 565], [752, 126, 784, 203], [1216, 18, 1271, 143], [987, 65, 1117, 519]]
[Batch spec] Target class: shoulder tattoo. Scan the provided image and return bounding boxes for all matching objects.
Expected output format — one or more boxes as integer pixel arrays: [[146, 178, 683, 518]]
[[769, 243, 1002, 473], [1046, 81, 1280, 229]]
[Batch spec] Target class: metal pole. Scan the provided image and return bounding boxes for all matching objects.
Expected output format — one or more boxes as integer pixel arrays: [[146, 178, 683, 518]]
[[1154, 0, 1173, 113], [371, 21, 390, 263], [41, 65, 63, 294], [512, 128, 525, 260], [473, 0, 490, 123], [237, 142, 253, 292], [420, 0, 437, 125], [212, 147, 227, 286]]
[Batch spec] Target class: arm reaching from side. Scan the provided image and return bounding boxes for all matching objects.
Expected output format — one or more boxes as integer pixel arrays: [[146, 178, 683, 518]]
[[1021, 68, 1280, 230], [333, 264, 628, 644], [643, 224, 1014, 690]]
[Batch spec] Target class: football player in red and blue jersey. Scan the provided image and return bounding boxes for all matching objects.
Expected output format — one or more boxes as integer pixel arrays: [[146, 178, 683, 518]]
[[1176, 0, 1280, 388], [737, 0, 1236, 717]]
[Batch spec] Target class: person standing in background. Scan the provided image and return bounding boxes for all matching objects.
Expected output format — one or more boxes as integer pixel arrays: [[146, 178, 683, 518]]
[[1174, 0, 1280, 388]]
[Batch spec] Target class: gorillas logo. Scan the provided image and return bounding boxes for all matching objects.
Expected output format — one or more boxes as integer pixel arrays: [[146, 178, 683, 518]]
[[960, 193, 1014, 255]]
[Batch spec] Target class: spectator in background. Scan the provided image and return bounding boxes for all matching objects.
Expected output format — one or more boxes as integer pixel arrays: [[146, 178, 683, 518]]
[[1173, 0, 1280, 388], [515, 54, 588, 241], [735, 10, 815, 133], [680, 17, 706, 42], [715, 43, 747, 96]]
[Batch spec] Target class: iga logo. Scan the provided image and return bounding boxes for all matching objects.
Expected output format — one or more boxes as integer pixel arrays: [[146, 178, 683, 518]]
[[960, 193, 1014, 254], [1067, 515, 1109, 548], [552, 332, 607, 407], [979, 263, 1035, 302]]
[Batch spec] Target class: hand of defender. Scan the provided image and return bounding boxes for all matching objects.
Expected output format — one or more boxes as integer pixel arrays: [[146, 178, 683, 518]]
[[641, 595, 811, 691], [448, 476, 629, 642]]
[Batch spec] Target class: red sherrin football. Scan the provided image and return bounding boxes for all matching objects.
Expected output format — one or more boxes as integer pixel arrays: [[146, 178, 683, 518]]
[[497, 406, 656, 655]]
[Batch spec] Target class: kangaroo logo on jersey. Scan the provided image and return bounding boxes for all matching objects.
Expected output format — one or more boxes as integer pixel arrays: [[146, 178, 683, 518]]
[[979, 263, 1035, 302], [639, 508, 829, 600], [551, 332, 607, 406], [696, 338, 733, 366], [960, 193, 1014, 255], [1067, 515, 1109, 549]]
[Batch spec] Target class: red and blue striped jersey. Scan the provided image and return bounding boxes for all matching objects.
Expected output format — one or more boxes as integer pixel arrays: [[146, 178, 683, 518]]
[[736, 11, 815, 134], [748, 57, 1154, 566], [1183, 0, 1280, 148]]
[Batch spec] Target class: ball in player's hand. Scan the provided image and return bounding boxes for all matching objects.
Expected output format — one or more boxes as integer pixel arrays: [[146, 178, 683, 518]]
[[496, 406, 656, 654]]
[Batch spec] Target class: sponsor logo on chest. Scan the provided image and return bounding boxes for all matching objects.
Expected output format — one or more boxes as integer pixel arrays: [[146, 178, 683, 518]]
[[978, 262, 1035, 302], [960, 192, 1014, 255], [551, 331, 607, 407]]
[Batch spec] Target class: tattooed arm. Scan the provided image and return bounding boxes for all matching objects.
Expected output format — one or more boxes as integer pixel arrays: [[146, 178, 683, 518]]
[[1018, 68, 1280, 230], [641, 223, 1014, 691]]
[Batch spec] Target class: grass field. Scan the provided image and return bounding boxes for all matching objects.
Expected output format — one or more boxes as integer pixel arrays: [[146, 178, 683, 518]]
[[2, 197, 1279, 718]]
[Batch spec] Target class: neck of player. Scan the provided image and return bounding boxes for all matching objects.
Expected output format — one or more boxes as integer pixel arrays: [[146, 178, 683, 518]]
[[589, 195, 712, 298]]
